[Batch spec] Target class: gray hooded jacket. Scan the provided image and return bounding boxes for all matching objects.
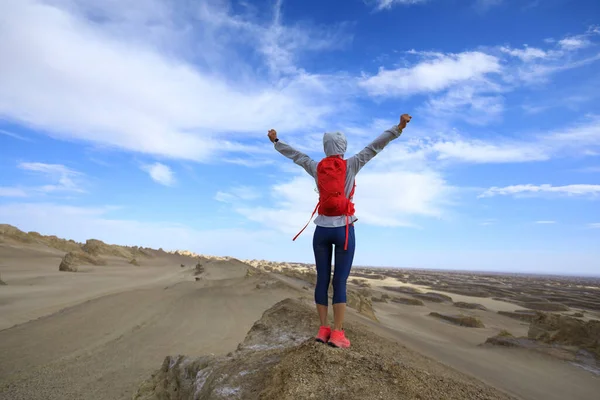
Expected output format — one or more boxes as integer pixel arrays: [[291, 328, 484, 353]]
[[274, 125, 403, 228]]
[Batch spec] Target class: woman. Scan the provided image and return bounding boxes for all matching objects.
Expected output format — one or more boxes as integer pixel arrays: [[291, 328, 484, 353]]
[[268, 113, 412, 348]]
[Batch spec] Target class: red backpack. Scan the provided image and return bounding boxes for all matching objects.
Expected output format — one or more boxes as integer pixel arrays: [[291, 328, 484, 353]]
[[293, 155, 356, 250]]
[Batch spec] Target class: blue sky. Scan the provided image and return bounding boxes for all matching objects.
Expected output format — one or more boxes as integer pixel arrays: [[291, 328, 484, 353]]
[[1, 0, 599, 275]]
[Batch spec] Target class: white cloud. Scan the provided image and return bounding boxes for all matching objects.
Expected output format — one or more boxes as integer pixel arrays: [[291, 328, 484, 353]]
[[422, 116, 600, 164], [473, 0, 503, 11], [0, 187, 28, 197], [516, 53, 600, 84], [215, 186, 262, 203], [500, 46, 547, 62], [479, 184, 600, 198], [423, 85, 505, 125], [360, 51, 501, 97], [19, 162, 77, 176], [493, 28, 600, 88], [535, 220, 556, 224], [370, 0, 503, 11], [546, 116, 600, 147], [588, 223, 600, 229], [558, 37, 590, 51], [371, 28, 598, 125], [521, 104, 551, 115], [18, 162, 84, 193], [257, 0, 352, 76], [432, 139, 548, 163], [0, 0, 351, 162], [141, 162, 175, 186], [222, 158, 275, 168], [353, 169, 453, 226], [235, 175, 319, 235], [417, 28, 600, 121], [371, 0, 428, 10], [0, 129, 32, 142], [575, 166, 600, 173]]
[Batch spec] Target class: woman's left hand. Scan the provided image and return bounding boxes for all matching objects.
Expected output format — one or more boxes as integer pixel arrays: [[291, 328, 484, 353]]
[[268, 129, 278, 143]]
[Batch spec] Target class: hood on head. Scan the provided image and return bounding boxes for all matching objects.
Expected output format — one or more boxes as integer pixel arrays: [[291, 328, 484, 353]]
[[323, 131, 347, 157]]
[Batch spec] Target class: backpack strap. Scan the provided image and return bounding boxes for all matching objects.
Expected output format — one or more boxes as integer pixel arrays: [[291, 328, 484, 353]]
[[344, 215, 350, 251], [343, 180, 356, 251], [349, 179, 356, 200], [293, 201, 320, 242]]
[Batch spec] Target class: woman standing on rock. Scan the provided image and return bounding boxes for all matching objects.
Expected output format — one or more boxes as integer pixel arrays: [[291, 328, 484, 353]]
[[268, 113, 412, 348]]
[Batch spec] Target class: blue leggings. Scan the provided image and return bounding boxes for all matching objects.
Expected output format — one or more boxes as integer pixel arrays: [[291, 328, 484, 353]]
[[313, 225, 356, 306]]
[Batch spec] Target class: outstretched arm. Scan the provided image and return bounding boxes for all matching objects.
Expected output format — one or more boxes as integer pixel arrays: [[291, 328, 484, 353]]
[[268, 129, 318, 178], [347, 114, 412, 175]]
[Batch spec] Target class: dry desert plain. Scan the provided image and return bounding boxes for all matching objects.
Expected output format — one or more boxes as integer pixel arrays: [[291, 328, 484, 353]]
[[0, 223, 599, 400]]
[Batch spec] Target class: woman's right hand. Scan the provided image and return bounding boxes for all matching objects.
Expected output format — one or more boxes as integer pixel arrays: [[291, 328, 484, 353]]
[[268, 129, 278, 143]]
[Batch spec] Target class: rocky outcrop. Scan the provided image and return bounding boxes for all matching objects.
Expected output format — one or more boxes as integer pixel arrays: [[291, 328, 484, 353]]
[[528, 313, 600, 358], [413, 292, 453, 303], [429, 312, 485, 328], [0, 224, 81, 252], [485, 313, 600, 375], [372, 295, 388, 303], [245, 266, 262, 278], [350, 278, 371, 288], [170, 249, 204, 258], [0, 224, 31, 242], [134, 298, 515, 400], [391, 297, 424, 306], [0, 225, 155, 259], [81, 239, 156, 260], [497, 310, 538, 322], [485, 335, 537, 349], [520, 302, 570, 312], [454, 302, 488, 311], [351, 272, 385, 280], [279, 268, 317, 286], [129, 258, 140, 266], [83, 239, 124, 257], [346, 289, 377, 321], [0, 273, 6, 285], [383, 285, 423, 295], [256, 280, 286, 290], [194, 262, 205, 276], [59, 251, 106, 272]]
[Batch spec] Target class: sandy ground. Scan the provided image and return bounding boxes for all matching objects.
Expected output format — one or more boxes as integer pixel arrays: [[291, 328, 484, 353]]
[[367, 277, 529, 312], [370, 303, 599, 400], [0, 243, 192, 330], [0, 244, 295, 400], [1, 241, 599, 400]]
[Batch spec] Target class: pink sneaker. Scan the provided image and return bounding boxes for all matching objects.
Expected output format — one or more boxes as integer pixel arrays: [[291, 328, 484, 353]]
[[315, 326, 331, 343], [328, 329, 351, 348]]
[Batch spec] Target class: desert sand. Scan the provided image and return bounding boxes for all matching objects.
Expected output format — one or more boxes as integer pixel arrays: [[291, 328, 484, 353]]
[[1, 224, 599, 399]]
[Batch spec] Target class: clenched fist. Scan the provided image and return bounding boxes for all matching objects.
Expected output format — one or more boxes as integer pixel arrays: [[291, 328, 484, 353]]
[[268, 129, 278, 143], [398, 114, 412, 130], [267, 129, 277, 143]]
